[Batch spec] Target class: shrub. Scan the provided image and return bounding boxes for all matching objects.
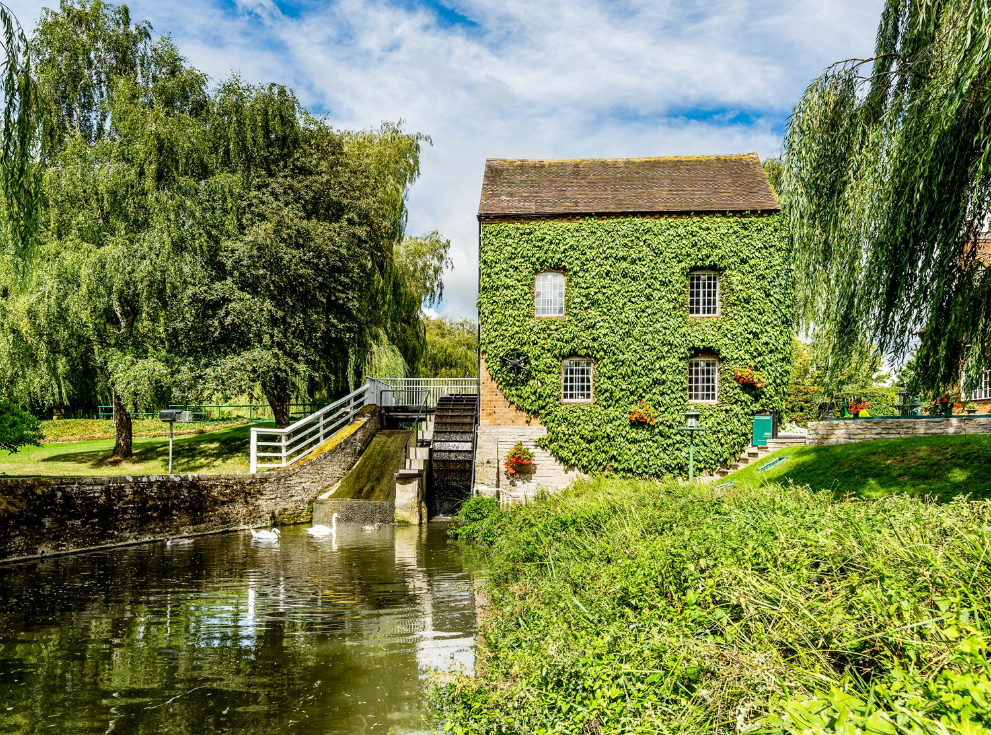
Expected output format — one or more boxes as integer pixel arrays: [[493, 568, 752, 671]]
[[435, 479, 991, 734], [785, 384, 824, 425], [448, 497, 504, 545], [0, 402, 43, 454]]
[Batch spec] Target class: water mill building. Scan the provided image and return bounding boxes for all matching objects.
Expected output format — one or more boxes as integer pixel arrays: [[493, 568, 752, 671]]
[[473, 154, 792, 501]]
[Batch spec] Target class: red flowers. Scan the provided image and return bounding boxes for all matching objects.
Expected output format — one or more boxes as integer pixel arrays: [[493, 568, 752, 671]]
[[628, 401, 658, 426], [931, 391, 960, 407], [848, 399, 870, 415], [504, 442, 534, 477], [733, 367, 766, 389]]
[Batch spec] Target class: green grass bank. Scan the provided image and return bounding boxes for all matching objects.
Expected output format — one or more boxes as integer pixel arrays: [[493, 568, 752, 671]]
[[439, 479, 991, 734], [0, 423, 265, 476], [724, 433, 991, 501]]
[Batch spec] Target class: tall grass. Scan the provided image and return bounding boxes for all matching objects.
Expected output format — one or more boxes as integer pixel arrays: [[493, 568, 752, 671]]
[[438, 480, 991, 734]]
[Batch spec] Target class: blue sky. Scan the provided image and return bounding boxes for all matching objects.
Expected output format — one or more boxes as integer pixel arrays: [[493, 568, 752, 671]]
[[12, 0, 885, 318]]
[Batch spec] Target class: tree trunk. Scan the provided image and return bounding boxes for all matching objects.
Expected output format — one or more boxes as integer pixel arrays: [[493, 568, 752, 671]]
[[112, 389, 133, 458], [265, 386, 292, 428]]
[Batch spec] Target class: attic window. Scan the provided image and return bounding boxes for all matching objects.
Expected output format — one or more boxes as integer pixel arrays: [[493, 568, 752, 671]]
[[535, 272, 565, 317], [689, 271, 720, 316], [688, 357, 718, 403], [562, 358, 593, 403]]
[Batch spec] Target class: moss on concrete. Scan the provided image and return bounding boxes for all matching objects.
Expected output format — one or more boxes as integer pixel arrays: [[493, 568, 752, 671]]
[[326, 430, 408, 502]]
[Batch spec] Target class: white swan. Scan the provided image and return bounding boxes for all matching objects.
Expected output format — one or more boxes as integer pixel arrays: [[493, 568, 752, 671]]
[[250, 528, 281, 540], [166, 537, 193, 547], [307, 512, 339, 537]]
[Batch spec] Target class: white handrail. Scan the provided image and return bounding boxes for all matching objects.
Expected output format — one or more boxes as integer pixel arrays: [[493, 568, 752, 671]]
[[249, 385, 369, 473], [366, 377, 478, 408], [248, 377, 481, 473]]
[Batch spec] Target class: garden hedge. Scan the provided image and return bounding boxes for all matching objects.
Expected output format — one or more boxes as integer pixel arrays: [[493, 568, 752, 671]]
[[478, 215, 793, 476]]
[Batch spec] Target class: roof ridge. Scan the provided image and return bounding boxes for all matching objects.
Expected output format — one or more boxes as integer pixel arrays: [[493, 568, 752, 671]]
[[485, 153, 760, 164]]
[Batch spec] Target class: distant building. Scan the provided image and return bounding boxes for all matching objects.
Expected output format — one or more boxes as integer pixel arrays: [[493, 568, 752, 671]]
[[474, 154, 791, 499]]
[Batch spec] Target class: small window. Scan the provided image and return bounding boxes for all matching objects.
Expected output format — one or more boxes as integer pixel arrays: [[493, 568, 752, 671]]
[[968, 369, 991, 400], [562, 358, 593, 402], [689, 271, 720, 316], [535, 272, 565, 317], [688, 358, 718, 403]]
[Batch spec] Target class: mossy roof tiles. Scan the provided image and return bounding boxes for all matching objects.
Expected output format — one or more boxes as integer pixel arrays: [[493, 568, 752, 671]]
[[478, 153, 779, 218]]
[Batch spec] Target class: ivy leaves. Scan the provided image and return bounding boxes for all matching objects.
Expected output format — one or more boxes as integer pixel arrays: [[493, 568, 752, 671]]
[[478, 215, 791, 476]]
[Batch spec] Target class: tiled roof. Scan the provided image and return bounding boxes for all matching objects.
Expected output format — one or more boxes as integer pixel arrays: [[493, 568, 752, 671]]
[[478, 154, 779, 218]]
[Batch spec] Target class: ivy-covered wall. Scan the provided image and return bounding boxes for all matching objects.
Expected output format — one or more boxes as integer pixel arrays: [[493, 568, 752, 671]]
[[478, 215, 793, 477]]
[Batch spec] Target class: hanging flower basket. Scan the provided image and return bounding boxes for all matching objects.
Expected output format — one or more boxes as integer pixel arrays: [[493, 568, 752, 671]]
[[503, 442, 534, 477], [628, 401, 658, 426], [927, 391, 960, 417], [733, 367, 766, 389]]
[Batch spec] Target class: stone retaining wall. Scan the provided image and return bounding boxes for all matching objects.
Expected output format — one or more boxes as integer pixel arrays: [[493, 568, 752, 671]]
[[0, 409, 380, 563], [807, 416, 991, 445]]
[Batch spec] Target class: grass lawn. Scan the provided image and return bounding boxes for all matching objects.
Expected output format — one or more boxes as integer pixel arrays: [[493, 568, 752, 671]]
[[717, 432, 991, 501], [40, 418, 245, 443], [0, 422, 272, 477]]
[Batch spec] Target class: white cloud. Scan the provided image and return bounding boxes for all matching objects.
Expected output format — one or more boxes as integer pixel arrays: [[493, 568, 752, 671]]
[[11, 0, 884, 318]]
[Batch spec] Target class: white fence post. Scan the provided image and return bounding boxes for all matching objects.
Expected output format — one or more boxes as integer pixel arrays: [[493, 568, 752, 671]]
[[249, 428, 258, 474]]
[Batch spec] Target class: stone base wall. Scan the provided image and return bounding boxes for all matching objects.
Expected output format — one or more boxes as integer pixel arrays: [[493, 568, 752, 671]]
[[474, 425, 584, 498], [0, 409, 380, 563], [312, 498, 394, 525], [808, 416, 991, 445]]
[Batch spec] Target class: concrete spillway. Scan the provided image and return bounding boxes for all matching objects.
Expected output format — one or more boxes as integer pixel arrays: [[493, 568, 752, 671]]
[[321, 430, 408, 502]]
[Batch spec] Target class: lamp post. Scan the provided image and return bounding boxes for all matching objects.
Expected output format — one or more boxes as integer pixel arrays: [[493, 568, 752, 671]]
[[682, 408, 703, 483]]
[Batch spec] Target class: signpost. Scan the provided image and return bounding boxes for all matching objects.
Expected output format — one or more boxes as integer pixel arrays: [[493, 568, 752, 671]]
[[159, 410, 191, 475]]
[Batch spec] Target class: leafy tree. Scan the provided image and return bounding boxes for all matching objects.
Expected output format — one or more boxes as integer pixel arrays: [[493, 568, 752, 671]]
[[0, 0, 209, 457], [0, 3, 43, 273], [781, 0, 991, 392], [175, 85, 433, 427], [790, 334, 890, 391], [419, 317, 478, 378], [0, 400, 42, 453]]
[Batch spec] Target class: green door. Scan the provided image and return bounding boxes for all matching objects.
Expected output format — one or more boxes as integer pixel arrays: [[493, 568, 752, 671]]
[[752, 414, 774, 447]]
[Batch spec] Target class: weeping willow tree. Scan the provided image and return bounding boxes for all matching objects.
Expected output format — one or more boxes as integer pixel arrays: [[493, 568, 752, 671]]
[[782, 0, 991, 393], [0, 3, 42, 275]]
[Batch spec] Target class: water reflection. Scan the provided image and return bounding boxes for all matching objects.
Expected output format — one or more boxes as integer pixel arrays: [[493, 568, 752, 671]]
[[0, 524, 477, 734]]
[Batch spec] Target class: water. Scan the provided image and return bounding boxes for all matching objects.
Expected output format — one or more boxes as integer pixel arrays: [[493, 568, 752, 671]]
[[0, 524, 478, 734]]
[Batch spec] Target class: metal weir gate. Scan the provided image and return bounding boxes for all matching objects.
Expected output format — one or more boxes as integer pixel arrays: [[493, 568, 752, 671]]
[[249, 378, 479, 517]]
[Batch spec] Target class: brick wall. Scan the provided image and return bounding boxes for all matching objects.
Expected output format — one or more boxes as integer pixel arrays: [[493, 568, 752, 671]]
[[808, 416, 991, 445], [479, 354, 533, 427], [0, 410, 380, 563], [475, 354, 584, 498]]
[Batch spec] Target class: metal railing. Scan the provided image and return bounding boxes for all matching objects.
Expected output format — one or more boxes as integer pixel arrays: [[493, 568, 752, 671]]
[[249, 385, 369, 473], [366, 377, 478, 408]]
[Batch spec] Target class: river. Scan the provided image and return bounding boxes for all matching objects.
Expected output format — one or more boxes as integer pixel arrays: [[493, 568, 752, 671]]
[[0, 523, 478, 734]]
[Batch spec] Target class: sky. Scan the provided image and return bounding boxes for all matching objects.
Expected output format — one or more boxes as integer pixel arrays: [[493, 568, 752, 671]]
[[10, 0, 885, 319]]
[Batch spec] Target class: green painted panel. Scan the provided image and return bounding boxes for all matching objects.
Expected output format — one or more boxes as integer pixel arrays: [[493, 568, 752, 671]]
[[752, 414, 774, 447]]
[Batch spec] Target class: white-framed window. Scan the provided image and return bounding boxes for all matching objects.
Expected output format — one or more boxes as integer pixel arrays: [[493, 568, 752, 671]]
[[688, 357, 718, 403], [967, 369, 991, 400], [562, 358, 593, 403], [535, 272, 565, 317], [689, 271, 720, 316]]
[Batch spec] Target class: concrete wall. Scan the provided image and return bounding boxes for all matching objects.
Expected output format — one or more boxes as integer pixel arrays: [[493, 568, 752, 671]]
[[0, 409, 380, 563], [808, 416, 991, 446]]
